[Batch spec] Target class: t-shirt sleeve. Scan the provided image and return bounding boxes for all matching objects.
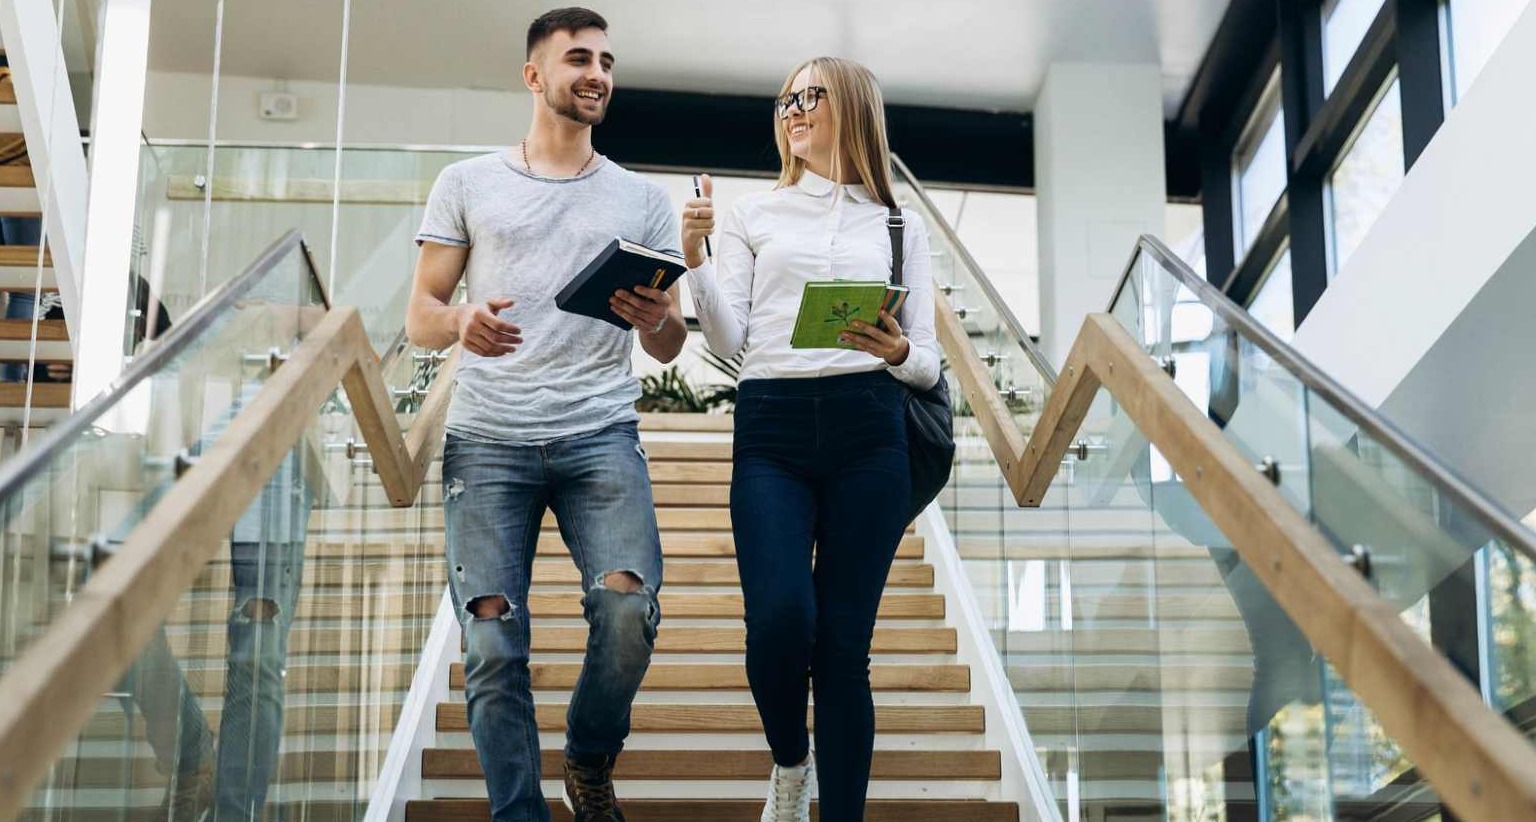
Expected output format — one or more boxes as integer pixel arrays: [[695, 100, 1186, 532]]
[[415, 165, 469, 247], [642, 182, 683, 258]]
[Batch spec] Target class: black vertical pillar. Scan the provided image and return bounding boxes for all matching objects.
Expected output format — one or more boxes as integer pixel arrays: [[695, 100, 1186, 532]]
[[1395, 0, 1448, 168], [1200, 117, 1238, 289], [1277, 0, 1331, 324]]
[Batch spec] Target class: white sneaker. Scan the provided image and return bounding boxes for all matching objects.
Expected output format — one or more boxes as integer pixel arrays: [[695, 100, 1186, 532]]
[[761, 753, 816, 822]]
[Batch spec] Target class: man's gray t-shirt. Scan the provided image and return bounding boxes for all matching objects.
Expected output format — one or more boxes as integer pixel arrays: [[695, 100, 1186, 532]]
[[416, 152, 680, 444]]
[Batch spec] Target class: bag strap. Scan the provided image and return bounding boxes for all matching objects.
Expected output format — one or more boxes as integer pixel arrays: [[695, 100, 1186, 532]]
[[887, 206, 905, 287]]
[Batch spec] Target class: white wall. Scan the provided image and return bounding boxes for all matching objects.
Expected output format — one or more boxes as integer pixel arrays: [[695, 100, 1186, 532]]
[[1034, 62, 1168, 365], [1290, 2, 1536, 516], [143, 70, 533, 144]]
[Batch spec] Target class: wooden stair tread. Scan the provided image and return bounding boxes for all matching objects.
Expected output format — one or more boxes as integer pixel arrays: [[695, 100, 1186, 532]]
[[312, 505, 914, 535], [185, 556, 932, 590], [161, 624, 956, 661], [83, 702, 402, 740], [184, 557, 931, 589], [407, 798, 1018, 822], [453, 662, 970, 692], [421, 748, 1002, 780], [0, 166, 34, 188], [639, 440, 733, 461], [637, 413, 734, 432], [521, 625, 957, 655], [359, 482, 733, 508], [0, 317, 65, 340], [168, 591, 439, 624], [0, 382, 69, 407], [436, 702, 985, 733], [167, 589, 938, 622], [301, 533, 925, 559]]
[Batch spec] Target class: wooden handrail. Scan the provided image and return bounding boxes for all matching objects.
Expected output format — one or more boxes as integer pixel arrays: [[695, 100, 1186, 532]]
[[934, 303, 1536, 821], [0, 308, 457, 819]]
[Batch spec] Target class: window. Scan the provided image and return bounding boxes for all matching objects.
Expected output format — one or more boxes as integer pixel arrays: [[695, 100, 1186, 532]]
[[1323, 0, 1389, 95], [1231, 72, 1288, 261], [1448, 0, 1532, 103], [1247, 248, 1296, 343], [1327, 76, 1405, 277]]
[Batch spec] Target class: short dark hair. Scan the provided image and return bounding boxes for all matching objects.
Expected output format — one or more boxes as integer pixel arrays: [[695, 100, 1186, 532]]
[[526, 7, 608, 59]]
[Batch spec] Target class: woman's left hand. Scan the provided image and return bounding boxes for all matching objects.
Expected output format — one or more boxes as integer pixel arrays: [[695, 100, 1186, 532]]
[[842, 310, 911, 366]]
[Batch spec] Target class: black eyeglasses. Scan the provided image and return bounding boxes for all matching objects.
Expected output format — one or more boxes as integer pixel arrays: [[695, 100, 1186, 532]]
[[775, 86, 828, 119]]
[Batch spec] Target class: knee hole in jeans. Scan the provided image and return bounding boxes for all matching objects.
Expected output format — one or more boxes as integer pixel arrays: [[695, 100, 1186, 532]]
[[467, 593, 515, 621], [598, 570, 644, 594], [238, 597, 280, 622]]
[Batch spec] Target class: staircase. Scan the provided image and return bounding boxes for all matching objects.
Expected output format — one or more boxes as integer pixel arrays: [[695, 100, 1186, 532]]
[[404, 413, 1022, 821], [0, 51, 70, 452]]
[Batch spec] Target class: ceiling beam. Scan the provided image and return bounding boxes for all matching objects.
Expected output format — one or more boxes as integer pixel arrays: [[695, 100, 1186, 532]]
[[600, 88, 1202, 200]]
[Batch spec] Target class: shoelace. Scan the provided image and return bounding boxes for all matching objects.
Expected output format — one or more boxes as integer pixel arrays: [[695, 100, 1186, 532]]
[[769, 768, 811, 819], [570, 765, 620, 818]]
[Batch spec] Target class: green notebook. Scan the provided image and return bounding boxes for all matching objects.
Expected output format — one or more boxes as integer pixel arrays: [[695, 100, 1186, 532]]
[[789, 281, 910, 349]]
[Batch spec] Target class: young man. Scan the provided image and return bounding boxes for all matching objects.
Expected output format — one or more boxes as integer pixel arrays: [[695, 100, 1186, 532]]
[[406, 8, 685, 821]]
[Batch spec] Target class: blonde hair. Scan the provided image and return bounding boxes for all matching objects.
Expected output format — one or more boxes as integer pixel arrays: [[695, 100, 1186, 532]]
[[773, 57, 897, 209]]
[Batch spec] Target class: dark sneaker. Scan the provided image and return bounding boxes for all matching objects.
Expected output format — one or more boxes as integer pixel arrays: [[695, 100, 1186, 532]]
[[562, 754, 625, 821]]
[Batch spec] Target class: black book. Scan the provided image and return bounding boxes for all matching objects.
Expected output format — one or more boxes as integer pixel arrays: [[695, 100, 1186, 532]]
[[556, 239, 688, 330]]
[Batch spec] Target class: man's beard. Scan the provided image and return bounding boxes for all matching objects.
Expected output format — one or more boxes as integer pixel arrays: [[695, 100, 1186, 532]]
[[546, 86, 606, 126]]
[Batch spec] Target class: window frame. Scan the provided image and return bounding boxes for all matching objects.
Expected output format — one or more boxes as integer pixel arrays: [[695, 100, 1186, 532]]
[[1230, 70, 1289, 262], [1323, 70, 1406, 278]]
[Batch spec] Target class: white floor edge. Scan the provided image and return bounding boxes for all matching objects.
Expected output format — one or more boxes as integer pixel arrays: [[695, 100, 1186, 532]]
[[364, 586, 459, 822]]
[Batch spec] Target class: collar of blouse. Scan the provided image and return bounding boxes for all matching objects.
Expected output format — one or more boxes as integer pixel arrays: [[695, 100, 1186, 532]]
[[794, 169, 876, 204]]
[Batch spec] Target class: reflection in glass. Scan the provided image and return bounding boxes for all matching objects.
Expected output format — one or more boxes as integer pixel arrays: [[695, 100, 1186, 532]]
[[1323, 0, 1389, 95], [1327, 77, 1404, 277], [1232, 72, 1287, 260]]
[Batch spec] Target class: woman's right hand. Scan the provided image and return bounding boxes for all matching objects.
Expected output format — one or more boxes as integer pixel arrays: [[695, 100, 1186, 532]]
[[681, 174, 715, 269]]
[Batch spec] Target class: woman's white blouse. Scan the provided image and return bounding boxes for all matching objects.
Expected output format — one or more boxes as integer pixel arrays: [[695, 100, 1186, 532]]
[[685, 171, 941, 391]]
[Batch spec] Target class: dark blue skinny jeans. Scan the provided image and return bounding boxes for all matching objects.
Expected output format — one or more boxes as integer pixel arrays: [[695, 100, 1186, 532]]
[[731, 370, 912, 822]]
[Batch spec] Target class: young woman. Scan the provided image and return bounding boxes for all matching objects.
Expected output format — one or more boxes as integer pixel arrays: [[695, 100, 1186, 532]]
[[680, 57, 940, 822]]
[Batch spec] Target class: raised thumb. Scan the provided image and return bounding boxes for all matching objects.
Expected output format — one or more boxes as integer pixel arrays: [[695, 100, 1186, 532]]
[[701, 173, 714, 200]]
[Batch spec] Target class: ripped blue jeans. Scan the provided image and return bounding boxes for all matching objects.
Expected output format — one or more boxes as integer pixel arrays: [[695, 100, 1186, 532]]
[[442, 422, 663, 822], [115, 537, 304, 821]]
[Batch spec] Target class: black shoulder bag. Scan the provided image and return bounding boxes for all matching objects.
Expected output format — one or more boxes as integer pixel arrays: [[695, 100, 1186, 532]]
[[887, 206, 956, 520]]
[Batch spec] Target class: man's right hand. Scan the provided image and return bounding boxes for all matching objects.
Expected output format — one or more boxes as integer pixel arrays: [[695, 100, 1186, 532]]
[[457, 298, 523, 357]]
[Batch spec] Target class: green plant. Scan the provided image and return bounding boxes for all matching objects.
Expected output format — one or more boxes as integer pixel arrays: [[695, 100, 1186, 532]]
[[637, 366, 715, 413], [636, 350, 746, 414], [698, 349, 744, 408]]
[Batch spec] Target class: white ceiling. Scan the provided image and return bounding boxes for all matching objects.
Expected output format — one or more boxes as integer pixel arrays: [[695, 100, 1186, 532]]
[[146, 0, 1231, 117]]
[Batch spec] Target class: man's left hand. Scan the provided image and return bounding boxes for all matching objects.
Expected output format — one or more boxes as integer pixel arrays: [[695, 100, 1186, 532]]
[[611, 285, 673, 334], [842, 310, 910, 366]]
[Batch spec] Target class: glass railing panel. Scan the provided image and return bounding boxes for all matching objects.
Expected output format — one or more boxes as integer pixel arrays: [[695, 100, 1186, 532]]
[[0, 235, 323, 678], [1054, 387, 1445, 819], [1104, 239, 1536, 815], [1112, 251, 1314, 516], [135, 143, 479, 352], [940, 360, 1077, 818], [892, 168, 1053, 426], [295, 387, 442, 817], [328, 147, 474, 351], [20, 397, 441, 821], [1057, 384, 1162, 820], [8, 243, 450, 819], [3, 236, 333, 818]]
